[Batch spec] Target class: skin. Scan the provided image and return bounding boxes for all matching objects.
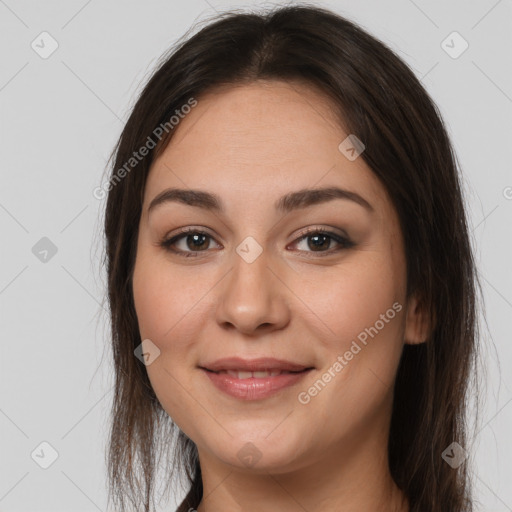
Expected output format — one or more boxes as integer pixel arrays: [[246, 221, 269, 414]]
[[132, 80, 429, 512]]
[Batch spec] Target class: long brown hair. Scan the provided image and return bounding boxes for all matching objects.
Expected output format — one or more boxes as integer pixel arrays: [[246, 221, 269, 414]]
[[102, 5, 479, 511]]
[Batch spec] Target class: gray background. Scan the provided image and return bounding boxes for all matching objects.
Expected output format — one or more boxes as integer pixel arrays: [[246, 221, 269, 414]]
[[0, 0, 511, 510]]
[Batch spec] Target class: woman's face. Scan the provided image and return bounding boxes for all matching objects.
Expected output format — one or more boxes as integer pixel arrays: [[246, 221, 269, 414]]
[[132, 81, 421, 474]]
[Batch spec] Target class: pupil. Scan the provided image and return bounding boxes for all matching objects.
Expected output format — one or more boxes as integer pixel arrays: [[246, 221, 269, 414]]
[[309, 234, 329, 251], [188, 234, 208, 250]]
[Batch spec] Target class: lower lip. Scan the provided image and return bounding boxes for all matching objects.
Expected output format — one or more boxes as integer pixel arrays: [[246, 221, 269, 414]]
[[201, 369, 312, 400]]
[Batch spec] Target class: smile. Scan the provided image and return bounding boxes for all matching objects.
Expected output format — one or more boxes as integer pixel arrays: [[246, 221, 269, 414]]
[[201, 367, 313, 400]]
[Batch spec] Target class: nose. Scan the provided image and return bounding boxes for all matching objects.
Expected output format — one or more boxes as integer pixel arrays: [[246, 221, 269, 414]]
[[215, 246, 291, 335]]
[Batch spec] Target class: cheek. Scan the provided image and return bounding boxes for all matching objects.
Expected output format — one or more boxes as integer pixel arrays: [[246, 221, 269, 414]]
[[131, 252, 200, 416], [132, 249, 205, 341], [132, 261, 170, 340], [301, 253, 404, 348], [132, 251, 202, 431], [296, 251, 406, 414]]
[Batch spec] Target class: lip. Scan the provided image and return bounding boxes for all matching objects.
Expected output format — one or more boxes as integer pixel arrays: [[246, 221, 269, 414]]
[[200, 357, 311, 373], [199, 357, 314, 401]]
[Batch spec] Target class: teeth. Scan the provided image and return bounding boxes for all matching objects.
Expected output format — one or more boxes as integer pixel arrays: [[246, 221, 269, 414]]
[[224, 370, 284, 378], [254, 371, 272, 378]]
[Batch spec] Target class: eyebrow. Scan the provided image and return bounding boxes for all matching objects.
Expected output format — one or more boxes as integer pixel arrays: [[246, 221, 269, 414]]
[[147, 186, 374, 215]]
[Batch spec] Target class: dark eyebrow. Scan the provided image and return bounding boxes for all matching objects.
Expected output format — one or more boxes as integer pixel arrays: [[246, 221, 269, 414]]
[[276, 186, 373, 213], [147, 186, 373, 215]]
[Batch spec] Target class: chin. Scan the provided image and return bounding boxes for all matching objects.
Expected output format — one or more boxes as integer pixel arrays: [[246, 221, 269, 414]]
[[201, 428, 310, 474]]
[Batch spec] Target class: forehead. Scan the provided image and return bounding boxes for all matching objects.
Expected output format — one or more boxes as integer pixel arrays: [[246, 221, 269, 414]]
[[144, 81, 389, 216]]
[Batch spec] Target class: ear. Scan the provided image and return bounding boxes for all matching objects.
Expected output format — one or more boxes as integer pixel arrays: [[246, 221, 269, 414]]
[[404, 293, 432, 345]]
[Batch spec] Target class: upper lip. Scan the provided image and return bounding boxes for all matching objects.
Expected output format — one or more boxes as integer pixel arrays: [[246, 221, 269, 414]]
[[200, 357, 312, 373]]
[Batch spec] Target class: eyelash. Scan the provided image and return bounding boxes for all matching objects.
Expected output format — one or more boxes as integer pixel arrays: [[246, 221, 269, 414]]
[[160, 226, 354, 258]]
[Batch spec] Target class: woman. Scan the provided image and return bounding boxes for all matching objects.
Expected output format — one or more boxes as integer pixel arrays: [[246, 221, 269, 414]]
[[103, 4, 479, 511]]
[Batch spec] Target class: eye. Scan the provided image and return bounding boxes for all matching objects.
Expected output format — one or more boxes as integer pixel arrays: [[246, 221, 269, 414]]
[[160, 227, 221, 257], [160, 226, 354, 257], [289, 227, 354, 257]]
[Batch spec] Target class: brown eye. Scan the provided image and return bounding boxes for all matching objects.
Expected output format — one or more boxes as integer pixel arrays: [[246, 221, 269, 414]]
[[291, 229, 354, 255], [161, 229, 221, 257], [181, 232, 210, 251]]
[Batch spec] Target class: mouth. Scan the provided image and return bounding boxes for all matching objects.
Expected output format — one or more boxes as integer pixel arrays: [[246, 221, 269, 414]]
[[199, 358, 314, 400], [202, 368, 311, 379], [200, 356, 313, 373]]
